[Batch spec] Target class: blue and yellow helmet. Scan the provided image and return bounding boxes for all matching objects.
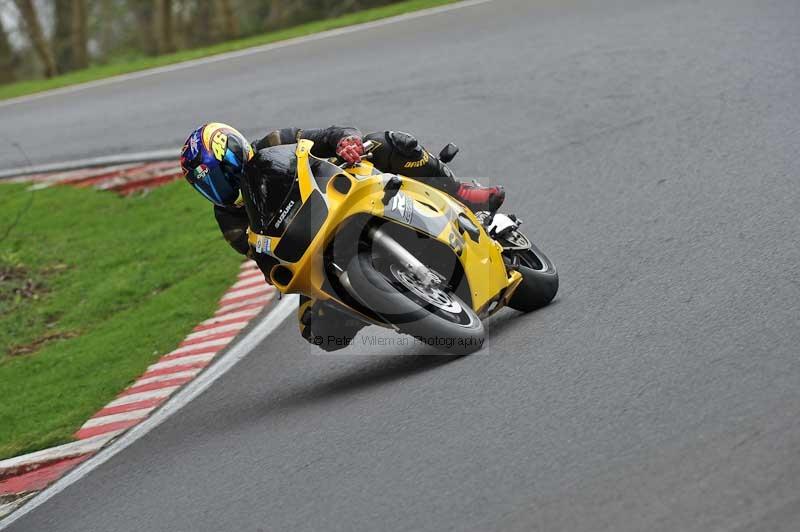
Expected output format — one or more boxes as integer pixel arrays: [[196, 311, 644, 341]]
[[180, 123, 254, 207]]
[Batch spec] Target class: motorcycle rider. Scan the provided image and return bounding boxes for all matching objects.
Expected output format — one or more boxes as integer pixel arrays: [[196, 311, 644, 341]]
[[180, 123, 505, 351]]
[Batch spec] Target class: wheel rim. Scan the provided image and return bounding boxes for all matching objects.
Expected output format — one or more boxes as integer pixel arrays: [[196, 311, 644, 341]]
[[504, 229, 531, 249], [389, 264, 463, 314], [515, 247, 546, 271]]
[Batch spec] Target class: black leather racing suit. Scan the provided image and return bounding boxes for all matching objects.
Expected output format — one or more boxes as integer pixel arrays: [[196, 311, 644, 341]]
[[214, 126, 457, 351]]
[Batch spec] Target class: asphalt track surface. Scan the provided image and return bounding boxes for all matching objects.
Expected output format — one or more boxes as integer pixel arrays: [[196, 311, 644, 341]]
[[4, 0, 800, 530]]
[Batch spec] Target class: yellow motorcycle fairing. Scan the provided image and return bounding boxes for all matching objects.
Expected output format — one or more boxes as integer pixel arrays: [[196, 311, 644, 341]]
[[247, 140, 522, 321]]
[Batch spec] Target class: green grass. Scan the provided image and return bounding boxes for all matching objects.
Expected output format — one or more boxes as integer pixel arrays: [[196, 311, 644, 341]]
[[0, 182, 243, 459], [0, 0, 457, 102]]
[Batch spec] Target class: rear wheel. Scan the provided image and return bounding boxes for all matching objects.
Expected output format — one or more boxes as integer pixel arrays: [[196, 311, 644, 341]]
[[345, 251, 485, 354], [507, 243, 559, 312]]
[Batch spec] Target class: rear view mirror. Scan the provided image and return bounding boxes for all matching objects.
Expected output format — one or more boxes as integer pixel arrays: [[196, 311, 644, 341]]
[[439, 143, 459, 163]]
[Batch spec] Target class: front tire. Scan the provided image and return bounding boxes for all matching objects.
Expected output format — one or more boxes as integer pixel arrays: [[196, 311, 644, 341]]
[[507, 243, 559, 312], [345, 251, 485, 355]]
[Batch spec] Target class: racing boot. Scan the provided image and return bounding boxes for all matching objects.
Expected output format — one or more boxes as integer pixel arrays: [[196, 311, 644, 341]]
[[454, 180, 506, 212]]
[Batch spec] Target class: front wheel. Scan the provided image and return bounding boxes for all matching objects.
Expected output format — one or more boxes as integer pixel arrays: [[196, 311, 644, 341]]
[[345, 251, 485, 355], [506, 243, 559, 312]]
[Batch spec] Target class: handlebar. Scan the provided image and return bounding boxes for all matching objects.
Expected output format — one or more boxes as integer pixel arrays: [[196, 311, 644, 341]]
[[337, 152, 373, 169], [334, 139, 377, 168]]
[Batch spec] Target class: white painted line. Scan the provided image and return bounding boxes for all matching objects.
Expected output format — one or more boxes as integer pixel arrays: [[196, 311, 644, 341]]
[[0, 434, 117, 477], [133, 369, 202, 388], [0, 294, 297, 529], [185, 322, 247, 341], [147, 354, 217, 372], [170, 336, 231, 355], [81, 408, 155, 430], [105, 387, 179, 408], [220, 284, 272, 301], [29, 164, 139, 185], [199, 307, 261, 326], [0, 150, 178, 180]]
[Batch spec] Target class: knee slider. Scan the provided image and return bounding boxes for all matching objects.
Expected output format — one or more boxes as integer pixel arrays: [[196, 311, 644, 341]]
[[222, 227, 250, 254], [222, 227, 245, 244]]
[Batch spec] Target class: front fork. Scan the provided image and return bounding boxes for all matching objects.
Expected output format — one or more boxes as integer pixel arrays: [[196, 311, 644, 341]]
[[329, 224, 441, 312]]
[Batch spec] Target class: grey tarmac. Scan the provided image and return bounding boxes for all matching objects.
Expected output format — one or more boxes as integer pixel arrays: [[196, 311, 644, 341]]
[[2, 0, 799, 530]]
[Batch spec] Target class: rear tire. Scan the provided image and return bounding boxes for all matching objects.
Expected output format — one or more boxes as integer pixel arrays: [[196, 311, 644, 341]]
[[507, 243, 559, 312], [345, 251, 485, 355]]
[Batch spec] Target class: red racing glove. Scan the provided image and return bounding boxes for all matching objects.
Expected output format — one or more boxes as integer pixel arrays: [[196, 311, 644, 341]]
[[336, 136, 364, 164]]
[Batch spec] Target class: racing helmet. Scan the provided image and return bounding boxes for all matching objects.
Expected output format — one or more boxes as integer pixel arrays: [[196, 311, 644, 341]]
[[180, 123, 254, 207]]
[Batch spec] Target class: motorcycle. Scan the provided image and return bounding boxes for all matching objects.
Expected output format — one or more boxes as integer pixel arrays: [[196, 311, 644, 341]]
[[244, 139, 558, 354]]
